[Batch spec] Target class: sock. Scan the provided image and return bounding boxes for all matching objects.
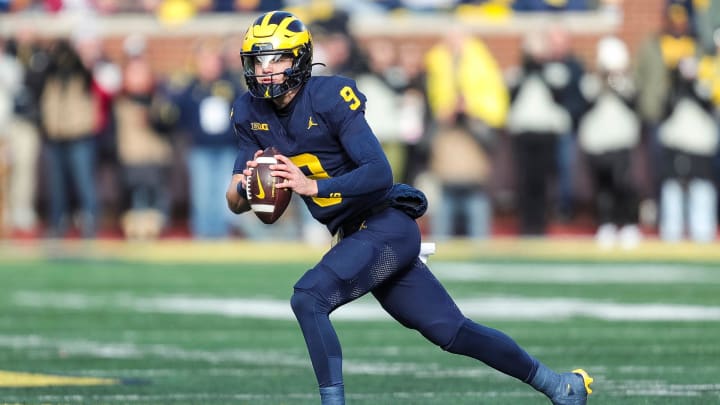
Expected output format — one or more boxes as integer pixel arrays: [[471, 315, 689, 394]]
[[529, 362, 561, 398], [319, 384, 345, 405]]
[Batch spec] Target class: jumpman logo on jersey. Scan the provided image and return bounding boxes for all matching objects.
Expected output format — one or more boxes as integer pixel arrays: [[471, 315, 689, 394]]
[[307, 116, 319, 129]]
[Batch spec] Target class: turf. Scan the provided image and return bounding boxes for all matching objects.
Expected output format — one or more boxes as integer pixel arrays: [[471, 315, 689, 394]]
[[0, 240, 718, 404]]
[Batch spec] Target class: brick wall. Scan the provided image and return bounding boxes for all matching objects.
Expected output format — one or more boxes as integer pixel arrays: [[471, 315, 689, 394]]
[[449, 0, 665, 70]]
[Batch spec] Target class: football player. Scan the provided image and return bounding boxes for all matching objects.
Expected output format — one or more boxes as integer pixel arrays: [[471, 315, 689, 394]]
[[225, 11, 593, 405]]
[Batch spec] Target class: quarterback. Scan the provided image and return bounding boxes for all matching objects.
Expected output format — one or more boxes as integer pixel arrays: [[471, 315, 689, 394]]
[[225, 10, 593, 405]]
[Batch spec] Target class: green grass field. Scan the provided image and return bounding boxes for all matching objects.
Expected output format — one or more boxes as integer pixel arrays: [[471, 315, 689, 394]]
[[0, 239, 719, 404]]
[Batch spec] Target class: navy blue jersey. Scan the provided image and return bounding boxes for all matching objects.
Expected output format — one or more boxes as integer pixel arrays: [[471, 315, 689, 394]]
[[231, 76, 393, 234]]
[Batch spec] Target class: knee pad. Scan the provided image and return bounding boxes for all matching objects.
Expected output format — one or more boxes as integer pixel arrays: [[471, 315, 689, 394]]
[[294, 263, 356, 310], [290, 290, 318, 318]]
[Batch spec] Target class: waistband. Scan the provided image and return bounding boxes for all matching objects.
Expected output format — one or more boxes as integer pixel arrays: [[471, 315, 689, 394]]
[[335, 200, 391, 241]]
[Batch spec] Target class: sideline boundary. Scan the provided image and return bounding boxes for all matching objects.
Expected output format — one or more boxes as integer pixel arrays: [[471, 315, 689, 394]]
[[1, 237, 719, 264]]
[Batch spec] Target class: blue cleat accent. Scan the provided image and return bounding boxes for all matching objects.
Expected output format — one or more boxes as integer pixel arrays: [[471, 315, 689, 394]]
[[550, 369, 593, 405]]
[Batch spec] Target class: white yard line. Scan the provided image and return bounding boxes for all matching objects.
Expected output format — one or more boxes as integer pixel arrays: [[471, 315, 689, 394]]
[[431, 263, 720, 284], [611, 383, 720, 397], [0, 334, 308, 368], [0, 334, 492, 379], [13, 291, 720, 321]]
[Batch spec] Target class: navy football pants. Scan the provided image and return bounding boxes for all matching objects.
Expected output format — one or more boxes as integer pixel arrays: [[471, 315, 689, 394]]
[[290, 208, 538, 387]]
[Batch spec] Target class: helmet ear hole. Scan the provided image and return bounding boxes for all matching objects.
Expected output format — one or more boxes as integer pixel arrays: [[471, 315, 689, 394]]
[[239, 11, 313, 99]]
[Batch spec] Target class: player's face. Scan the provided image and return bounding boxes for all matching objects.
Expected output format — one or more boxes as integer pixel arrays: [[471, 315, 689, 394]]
[[253, 53, 294, 84]]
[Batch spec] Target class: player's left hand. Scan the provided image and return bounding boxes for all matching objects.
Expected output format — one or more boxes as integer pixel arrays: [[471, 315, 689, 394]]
[[271, 154, 318, 197]]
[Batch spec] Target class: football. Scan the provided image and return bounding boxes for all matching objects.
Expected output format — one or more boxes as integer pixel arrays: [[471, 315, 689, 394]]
[[246, 147, 292, 224]]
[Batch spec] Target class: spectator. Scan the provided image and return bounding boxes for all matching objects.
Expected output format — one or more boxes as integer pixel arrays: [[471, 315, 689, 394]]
[[172, 39, 245, 239], [635, 2, 699, 203], [394, 41, 429, 187], [697, 29, 720, 105], [506, 31, 571, 235], [220, 34, 245, 86], [545, 24, 588, 222], [636, 2, 698, 128], [3, 29, 46, 236], [73, 26, 121, 161], [114, 57, 175, 239], [39, 39, 100, 238], [577, 36, 642, 249], [694, 0, 720, 54], [355, 38, 406, 182], [698, 26, 720, 231], [424, 28, 508, 239], [309, 10, 365, 78], [72, 26, 123, 231], [657, 56, 718, 243], [0, 36, 22, 235]]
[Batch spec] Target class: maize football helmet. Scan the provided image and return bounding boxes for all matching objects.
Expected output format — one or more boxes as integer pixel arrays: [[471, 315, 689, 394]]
[[240, 11, 313, 99]]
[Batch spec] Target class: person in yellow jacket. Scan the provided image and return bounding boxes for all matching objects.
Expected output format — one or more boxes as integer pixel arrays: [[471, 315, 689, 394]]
[[424, 29, 508, 239], [425, 28, 509, 129]]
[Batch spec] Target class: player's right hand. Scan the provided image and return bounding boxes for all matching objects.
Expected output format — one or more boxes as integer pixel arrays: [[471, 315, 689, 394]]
[[240, 149, 264, 189]]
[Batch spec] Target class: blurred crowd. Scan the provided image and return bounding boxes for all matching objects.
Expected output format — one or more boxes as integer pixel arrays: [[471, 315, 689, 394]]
[[1, 0, 720, 248], [0, 0, 615, 15]]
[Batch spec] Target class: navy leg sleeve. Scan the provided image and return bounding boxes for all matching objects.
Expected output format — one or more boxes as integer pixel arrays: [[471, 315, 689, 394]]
[[373, 260, 538, 382], [290, 287, 343, 387], [372, 259, 466, 347], [446, 319, 538, 382]]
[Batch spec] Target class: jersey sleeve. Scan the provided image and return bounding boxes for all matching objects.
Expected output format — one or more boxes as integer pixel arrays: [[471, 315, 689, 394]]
[[315, 77, 393, 198]]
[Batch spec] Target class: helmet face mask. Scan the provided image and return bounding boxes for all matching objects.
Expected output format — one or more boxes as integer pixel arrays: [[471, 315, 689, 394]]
[[240, 11, 313, 99]]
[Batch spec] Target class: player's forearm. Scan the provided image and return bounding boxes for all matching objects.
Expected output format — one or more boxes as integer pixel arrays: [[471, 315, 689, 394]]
[[316, 154, 392, 198], [226, 174, 251, 214]]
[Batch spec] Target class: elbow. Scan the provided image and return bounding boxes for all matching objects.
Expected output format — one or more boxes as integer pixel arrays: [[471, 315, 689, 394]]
[[225, 192, 239, 214], [227, 197, 250, 215]]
